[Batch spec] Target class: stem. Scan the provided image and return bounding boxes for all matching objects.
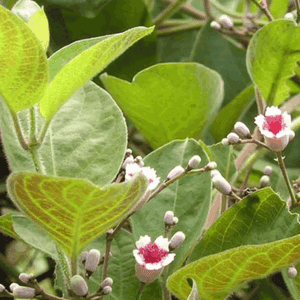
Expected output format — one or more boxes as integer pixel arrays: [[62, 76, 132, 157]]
[[250, 0, 274, 21], [135, 282, 145, 300], [71, 253, 78, 276], [10, 110, 28, 151], [153, 0, 189, 26], [159, 0, 206, 19], [255, 87, 266, 114], [101, 231, 113, 281], [157, 21, 204, 35], [295, 0, 300, 23], [220, 194, 227, 214], [203, 0, 214, 19], [37, 119, 51, 146], [275, 151, 297, 209]]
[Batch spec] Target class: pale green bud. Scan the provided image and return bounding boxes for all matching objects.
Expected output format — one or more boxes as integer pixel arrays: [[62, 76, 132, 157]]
[[100, 277, 113, 288], [0, 284, 5, 293], [219, 15, 234, 28], [227, 132, 240, 144], [288, 266, 298, 279], [222, 138, 229, 146], [13, 287, 35, 298], [19, 273, 32, 284], [210, 21, 221, 30], [212, 175, 232, 194], [263, 166, 272, 176], [85, 249, 101, 273], [234, 122, 251, 138], [71, 275, 88, 296], [103, 286, 112, 295], [188, 155, 201, 168], [260, 175, 270, 188], [167, 166, 184, 180], [164, 211, 174, 225], [9, 283, 19, 292], [169, 231, 185, 250]]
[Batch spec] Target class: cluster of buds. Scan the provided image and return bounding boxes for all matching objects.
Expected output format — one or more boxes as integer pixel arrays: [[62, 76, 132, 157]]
[[222, 122, 251, 146], [260, 166, 272, 188], [0, 274, 39, 299], [71, 275, 113, 297], [123, 149, 160, 192], [133, 212, 185, 284], [71, 249, 113, 297], [210, 15, 234, 31]]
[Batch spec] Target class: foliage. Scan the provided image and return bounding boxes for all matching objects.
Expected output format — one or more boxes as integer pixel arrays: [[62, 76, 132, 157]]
[[1, 0, 300, 300]]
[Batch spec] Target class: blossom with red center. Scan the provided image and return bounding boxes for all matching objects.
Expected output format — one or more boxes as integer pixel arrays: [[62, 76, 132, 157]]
[[133, 235, 175, 284], [254, 106, 294, 152], [125, 163, 160, 191]]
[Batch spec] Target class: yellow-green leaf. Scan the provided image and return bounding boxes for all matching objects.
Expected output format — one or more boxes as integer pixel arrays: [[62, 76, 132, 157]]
[[0, 214, 19, 239], [7, 172, 148, 257], [39, 26, 154, 121], [0, 4, 48, 112]]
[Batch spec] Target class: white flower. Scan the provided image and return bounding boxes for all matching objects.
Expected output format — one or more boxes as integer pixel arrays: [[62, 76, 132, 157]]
[[125, 163, 160, 191], [254, 106, 294, 152], [133, 235, 175, 283]]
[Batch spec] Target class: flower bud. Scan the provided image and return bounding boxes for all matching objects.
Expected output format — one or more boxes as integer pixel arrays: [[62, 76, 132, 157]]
[[210, 21, 221, 30], [19, 273, 32, 284], [212, 175, 232, 194], [234, 122, 251, 138], [71, 275, 88, 296], [263, 166, 272, 176], [122, 155, 134, 169], [284, 12, 294, 20], [81, 251, 88, 263], [9, 283, 19, 292], [227, 132, 240, 144], [288, 266, 297, 279], [126, 149, 132, 155], [169, 231, 185, 250], [260, 175, 270, 188], [221, 138, 229, 146], [207, 162, 217, 170], [103, 286, 112, 295], [100, 277, 113, 288], [173, 217, 179, 224], [167, 166, 185, 180], [188, 155, 201, 168], [164, 211, 174, 225], [211, 170, 221, 178], [245, 13, 253, 19], [85, 249, 101, 273], [135, 156, 144, 167], [0, 284, 5, 293], [13, 287, 35, 298], [260, 0, 267, 8], [219, 15, 234, 29]]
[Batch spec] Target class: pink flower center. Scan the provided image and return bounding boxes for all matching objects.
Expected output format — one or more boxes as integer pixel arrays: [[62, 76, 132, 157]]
[[263, 115, 285, 135], [149, 178, 153, 184], [139, 242, 168, 264]]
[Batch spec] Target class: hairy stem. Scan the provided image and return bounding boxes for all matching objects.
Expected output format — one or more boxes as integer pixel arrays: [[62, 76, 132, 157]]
[[275, 151, 297, 209]]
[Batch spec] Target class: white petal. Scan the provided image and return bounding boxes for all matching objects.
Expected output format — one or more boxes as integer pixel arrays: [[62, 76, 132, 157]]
[[125, 163, 142, 181], [136, 235, 151, 248], [145, 263, 163, 270], [282, 111, 292, 127], [161, 253, 176, 266], [133, 250, 145, 265], [154, 235, 169, 251], [254, 114, 265, 128], [265, 106, 281, 116]]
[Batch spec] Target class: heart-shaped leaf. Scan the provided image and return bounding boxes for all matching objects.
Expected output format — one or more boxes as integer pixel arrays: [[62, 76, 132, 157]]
[[246, 20, 300, 106], [7, 172, 148, 257], [0, 4, 48, 112], [101, 63, 224, 148]]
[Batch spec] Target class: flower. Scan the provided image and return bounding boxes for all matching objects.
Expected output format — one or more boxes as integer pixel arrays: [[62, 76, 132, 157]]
[[254, 106, 294, 152], [133, 235, 175, 283], [125, 163, 160, 191]]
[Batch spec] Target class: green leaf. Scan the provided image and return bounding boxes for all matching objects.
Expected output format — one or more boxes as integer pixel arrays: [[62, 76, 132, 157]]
[[246, 20, 300, 106], [101, 63, 224, 148], [0, 81, 127, 187], [207, 143, 236, 180], [39, 26, 154, 121], [0, 214, 19, 239], [12, 0, 49, 51], [269, 0, 289, 19], [7, 171, 148, 257], [187, 279, 200, 300], [12, 216, 58, 260], [189, 21, 251, 104], [211, 85, 255, 140], [167, 188, 300, 299], [0, 4, 48, 112], [131, 139, 211, 275]]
